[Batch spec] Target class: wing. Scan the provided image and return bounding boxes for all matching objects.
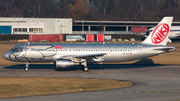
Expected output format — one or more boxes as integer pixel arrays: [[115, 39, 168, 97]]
[[73, 53, 109, 62], [60, 52, 110, 62], [73, 53, 107, 59]]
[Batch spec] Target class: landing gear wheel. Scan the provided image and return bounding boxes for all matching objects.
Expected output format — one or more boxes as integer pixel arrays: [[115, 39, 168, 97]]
[[25, 68, 29, 71], [82, 66, 89, 72]]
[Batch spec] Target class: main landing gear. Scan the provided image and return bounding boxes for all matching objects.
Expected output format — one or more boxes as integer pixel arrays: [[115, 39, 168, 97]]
[[25, 62, 29, 71], [81, 61, 89, 72]]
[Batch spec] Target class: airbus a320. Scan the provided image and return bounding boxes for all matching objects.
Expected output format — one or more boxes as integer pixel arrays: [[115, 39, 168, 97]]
[[3, 17, 176, 72]]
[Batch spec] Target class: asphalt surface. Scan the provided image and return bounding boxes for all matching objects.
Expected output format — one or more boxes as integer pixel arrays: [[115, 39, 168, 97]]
[[0, 64, 180, 101]]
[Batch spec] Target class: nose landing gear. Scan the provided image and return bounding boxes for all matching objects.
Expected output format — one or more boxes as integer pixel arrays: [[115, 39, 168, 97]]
[[25, 62, 29, 71]]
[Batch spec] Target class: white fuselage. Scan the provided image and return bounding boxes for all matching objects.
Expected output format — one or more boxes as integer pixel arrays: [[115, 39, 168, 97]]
[[3, 43, 176, 63]]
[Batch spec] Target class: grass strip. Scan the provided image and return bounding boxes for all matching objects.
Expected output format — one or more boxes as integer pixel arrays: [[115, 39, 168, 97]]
[[0, 77, 133, 98]]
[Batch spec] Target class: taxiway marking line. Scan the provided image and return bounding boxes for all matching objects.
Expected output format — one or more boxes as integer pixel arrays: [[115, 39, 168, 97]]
[[97, 91, 180, 94]]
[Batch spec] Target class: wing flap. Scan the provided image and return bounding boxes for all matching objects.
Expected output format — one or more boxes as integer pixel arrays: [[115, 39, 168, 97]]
[[73, 53, 107, 59]]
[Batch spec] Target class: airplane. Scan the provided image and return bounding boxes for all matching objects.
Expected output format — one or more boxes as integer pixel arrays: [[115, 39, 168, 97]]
[[146, 26, 180, 40], [3, 17, 176, 72]]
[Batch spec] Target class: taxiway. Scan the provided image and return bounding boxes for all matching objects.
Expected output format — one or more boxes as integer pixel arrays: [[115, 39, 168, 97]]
[[0, 64, 180, 101]]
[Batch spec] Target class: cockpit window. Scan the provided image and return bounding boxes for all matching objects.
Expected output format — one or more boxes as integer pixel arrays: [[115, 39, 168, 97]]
[[13, 48, 18, 52], [13, 47, 23, 52], [12, 47, 23, 56]]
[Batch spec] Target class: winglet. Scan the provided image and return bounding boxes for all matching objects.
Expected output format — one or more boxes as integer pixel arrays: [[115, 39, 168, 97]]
[[141, 17, 173, 45]]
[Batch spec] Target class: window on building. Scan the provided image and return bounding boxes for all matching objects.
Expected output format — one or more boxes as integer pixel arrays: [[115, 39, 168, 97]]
[[39, 28, 43, 32], [33, 28, 37, 32], [29, 28, 43, 33], [20, 28, 23, 32], [13, 28, 27, 32], [15, 28, 18, 32], [23, 28, 27, 32], [29, 28, 33, 32]]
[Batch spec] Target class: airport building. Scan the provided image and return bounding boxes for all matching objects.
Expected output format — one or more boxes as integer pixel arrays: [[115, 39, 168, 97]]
[[1, 17, 180, 35], [0, 17, 72, 34], [0, 17, 180, 42]]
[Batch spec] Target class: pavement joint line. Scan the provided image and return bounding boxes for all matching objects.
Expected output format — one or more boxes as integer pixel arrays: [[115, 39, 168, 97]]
[[96, 91, 180, 94]]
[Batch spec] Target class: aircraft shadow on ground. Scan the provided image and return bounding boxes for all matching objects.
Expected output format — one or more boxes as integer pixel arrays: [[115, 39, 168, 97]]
[[3, 58, 162, 71]]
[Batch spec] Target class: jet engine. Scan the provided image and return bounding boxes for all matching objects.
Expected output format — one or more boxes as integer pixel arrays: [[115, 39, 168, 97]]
[[55, 59, 75, 68]]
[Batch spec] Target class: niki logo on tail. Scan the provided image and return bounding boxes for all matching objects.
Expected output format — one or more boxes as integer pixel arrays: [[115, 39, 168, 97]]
[[142, 17, 173, 45], [151, 23, 169, 44]]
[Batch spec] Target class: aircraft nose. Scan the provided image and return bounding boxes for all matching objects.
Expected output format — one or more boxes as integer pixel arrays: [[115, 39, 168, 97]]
[[3, 52, 9, 60]]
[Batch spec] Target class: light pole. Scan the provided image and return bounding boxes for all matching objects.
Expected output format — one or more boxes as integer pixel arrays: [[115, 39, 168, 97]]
[[82, 20, 84, 34]]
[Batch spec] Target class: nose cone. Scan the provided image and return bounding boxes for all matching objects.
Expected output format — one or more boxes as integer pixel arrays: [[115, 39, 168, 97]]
[[3, 52, 9, 60]]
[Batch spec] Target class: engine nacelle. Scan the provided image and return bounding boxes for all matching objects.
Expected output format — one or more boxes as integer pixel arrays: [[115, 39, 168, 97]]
[[56, 59, 74, 68]]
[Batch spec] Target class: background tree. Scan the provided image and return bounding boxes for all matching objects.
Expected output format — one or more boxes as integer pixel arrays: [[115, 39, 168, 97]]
[[70, 0, 88, 20], [1, 0, 180, 21]]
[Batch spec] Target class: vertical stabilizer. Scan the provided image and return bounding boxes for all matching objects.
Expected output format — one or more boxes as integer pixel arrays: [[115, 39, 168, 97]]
[[141, 17, 173, 45]]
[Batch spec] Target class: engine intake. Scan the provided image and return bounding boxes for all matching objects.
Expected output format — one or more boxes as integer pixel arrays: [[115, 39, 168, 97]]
[[56, 59, 74, 68]]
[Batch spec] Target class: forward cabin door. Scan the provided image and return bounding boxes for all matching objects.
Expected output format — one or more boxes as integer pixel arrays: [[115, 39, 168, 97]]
[[25, 46, 44, 58], [25, 46, 32, 57]]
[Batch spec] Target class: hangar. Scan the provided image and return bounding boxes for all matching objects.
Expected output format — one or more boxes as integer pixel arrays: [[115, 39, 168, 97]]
[[0, 17, 72, 34]]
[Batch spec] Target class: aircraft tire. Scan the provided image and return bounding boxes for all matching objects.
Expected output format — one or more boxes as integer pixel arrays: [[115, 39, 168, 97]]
[[25, 68, 29, 71], [82, 66, 89, 72]]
